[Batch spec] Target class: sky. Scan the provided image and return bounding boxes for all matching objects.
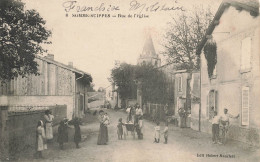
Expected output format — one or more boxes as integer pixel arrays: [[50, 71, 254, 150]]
[[23, 0, 222, 89]]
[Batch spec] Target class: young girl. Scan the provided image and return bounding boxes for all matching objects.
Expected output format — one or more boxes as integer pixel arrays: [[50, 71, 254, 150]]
[[117, 118, 124, 140], [36, 120, 47, 158], [154, 121, 160, 143], [162, 122, 169, 144]]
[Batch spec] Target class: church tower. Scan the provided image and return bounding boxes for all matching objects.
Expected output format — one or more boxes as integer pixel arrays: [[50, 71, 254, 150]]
[[137, 34, 161, 67]]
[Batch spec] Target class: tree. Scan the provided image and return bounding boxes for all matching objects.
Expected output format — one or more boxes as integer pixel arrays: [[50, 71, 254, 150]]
[[0, 0, 51, 81], [111, 63, 137, 102], [135, 63, 169, 104], [111, 62, 172, 105], [162, 6, 213, 113], [162, 7, 213, 71]]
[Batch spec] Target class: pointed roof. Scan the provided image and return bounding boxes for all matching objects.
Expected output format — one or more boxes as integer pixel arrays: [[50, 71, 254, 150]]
[[141, 35, 157, 57]]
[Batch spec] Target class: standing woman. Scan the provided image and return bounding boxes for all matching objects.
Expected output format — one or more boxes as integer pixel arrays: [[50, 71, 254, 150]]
[[69, 117, 82, 148], [97, 110, 107, 145], [35, 120, 47, 158], [57, 119, 68, 150], [44, 110, 54, 142]]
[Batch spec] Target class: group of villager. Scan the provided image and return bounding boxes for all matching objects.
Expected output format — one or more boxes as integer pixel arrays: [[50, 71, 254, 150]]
[[35, 110, 82, 159]]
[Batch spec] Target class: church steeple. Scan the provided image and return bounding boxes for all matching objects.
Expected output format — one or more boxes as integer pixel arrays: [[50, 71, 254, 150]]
[[138, 34, 161, 67], [141, 35, 156, 57]]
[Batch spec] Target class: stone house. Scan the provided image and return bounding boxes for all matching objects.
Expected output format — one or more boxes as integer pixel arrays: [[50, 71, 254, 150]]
[[0, 54, 92, 119], [173, 70, 200, 127], [196, 0, 259, 145]]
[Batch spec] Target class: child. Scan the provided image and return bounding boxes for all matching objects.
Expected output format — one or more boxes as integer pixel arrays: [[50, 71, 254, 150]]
[[103, 113, 110, 126], [162, 122, 169, 144], [154, 121, 160, 143], [35, 120, 47, 158], [211, 111, 221, 144], [117, 118, 124, 140]]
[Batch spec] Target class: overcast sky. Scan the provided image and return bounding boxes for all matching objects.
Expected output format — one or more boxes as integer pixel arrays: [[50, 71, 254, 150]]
[[23, 0, 221, 89]]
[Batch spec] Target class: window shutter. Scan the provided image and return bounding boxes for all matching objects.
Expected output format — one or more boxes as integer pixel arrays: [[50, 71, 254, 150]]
[[241, 87, 249, 126], [214, 91, 218, 113]]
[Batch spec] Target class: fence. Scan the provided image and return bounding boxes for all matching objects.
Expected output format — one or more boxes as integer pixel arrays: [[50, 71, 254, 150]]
[[143, 103, 166, 122], [1, 105, 67, 160]]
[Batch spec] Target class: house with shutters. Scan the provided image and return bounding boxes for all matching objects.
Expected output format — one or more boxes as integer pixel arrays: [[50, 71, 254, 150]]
[[173, 70, 200, 128], [196, 0, 260, 145]]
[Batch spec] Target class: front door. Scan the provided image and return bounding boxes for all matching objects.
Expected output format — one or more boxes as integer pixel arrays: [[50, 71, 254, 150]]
[[208, 90, 218, 119], [79, 93, 84, 116]]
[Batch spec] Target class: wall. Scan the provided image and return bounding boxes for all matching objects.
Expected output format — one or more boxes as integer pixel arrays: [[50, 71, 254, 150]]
[[6, 105, 66, 159], [0, 106, 8, 161], [2, 96, 73, 120], [190, 72, 200, 131], [200, 6, 260, 145]]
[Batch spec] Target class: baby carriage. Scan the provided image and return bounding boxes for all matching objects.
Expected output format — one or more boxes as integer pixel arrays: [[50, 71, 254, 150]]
[[124, 122, 136, 139]]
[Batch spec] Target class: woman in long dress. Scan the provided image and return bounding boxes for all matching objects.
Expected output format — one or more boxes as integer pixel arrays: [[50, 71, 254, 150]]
[[57, 119, 69, 150], [97, 110, 108, 145], [69, 118, 82, 148], [35, 120, 47, 158], [44, 110, 54, 141]]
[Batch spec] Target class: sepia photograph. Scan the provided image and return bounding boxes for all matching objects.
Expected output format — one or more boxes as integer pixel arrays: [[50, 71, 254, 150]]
[[0, 0, 260, 161]]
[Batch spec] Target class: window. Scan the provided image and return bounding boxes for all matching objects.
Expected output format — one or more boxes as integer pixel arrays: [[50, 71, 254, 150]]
[[178, 77, 182, 92], [241, 87, 249, 126], [241, 37, 251, 70]]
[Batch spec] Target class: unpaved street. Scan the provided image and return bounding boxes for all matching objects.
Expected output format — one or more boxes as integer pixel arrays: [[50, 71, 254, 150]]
[[19, 109, 259, 162]]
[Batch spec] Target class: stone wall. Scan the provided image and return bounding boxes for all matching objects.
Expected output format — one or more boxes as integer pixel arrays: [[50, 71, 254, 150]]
[[0, 105, 67, 160], [2, 95, 73, 120]]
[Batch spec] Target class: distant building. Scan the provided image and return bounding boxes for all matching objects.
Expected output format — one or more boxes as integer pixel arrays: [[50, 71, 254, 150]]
[[196, 0, 260, 145], [173, 70, 191, 116], [0, 54, 92, 119], [172, 70, 199, 127], [105, 83, 121, 109], [137, 35, 161, 67]]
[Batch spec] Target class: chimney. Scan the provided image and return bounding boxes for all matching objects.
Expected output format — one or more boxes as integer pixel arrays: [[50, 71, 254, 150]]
[[68, 62, 73, 67], [46, 54, 54, 60]]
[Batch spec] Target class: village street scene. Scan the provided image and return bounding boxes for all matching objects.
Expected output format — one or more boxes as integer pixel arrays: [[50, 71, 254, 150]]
[[0, 0, 260, 162]]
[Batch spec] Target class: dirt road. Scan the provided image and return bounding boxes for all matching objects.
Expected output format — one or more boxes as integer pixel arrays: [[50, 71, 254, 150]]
[[18, 108, 259, 162]]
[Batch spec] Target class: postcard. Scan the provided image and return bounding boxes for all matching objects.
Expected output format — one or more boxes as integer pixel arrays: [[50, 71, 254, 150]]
[[0, 0, 259, 161]]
